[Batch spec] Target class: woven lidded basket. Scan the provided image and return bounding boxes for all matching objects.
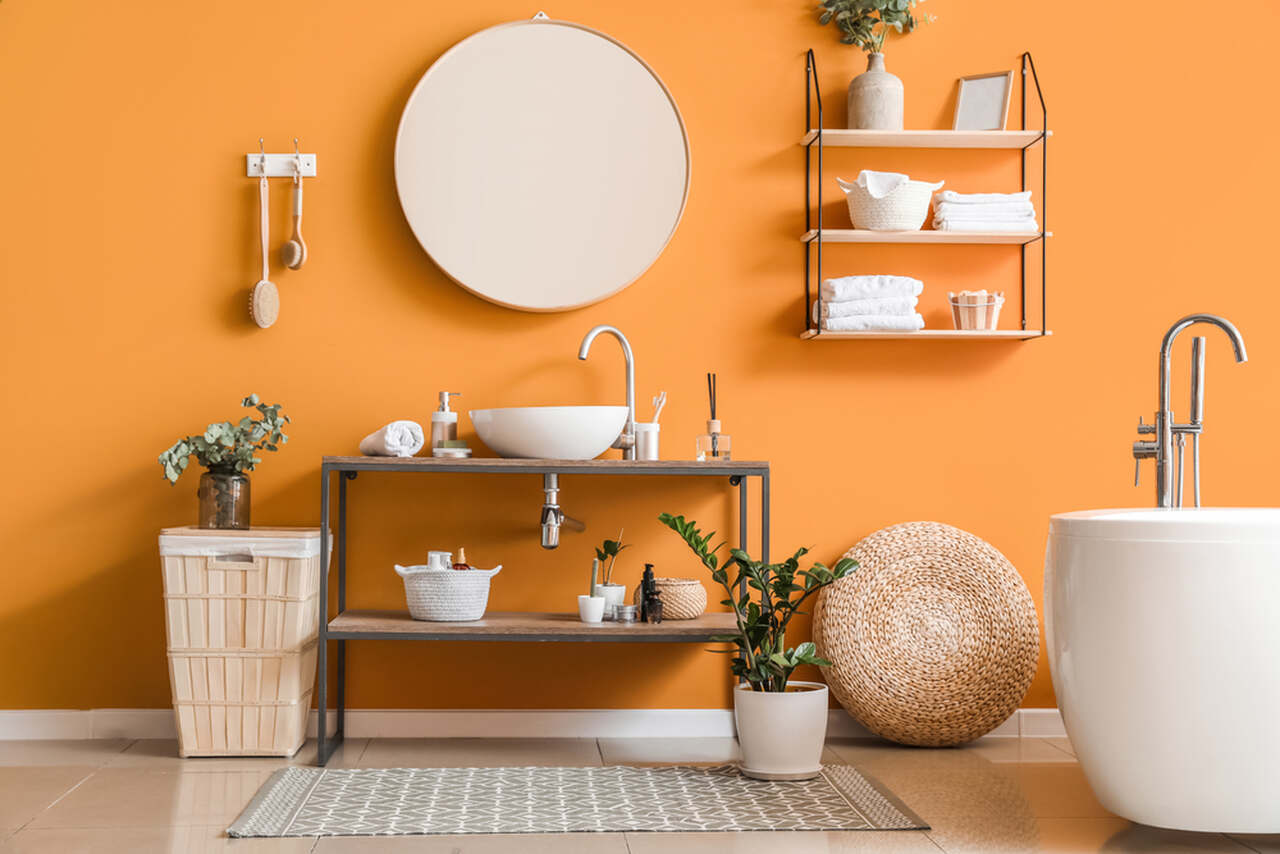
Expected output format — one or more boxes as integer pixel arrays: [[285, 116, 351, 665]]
[[813, 522, 1038, 747], [395, 565, 501, 621], [838, 175, 942, 231], [631, 577, 707, 620]]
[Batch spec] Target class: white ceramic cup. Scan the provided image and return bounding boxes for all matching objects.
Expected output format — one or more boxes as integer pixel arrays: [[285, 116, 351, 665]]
[[427, 551, 452, 571], [577, 595, 606, 623]]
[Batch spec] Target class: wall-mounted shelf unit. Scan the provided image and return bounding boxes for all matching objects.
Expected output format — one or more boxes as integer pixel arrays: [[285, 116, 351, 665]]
[[802, 50, 1051, 342], [315, 455, 771, 766]]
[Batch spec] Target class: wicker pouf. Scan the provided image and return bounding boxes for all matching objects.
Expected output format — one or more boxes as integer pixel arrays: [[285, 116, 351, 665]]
[[813, 522, 1039, 747], [631, 577, 707, 620]]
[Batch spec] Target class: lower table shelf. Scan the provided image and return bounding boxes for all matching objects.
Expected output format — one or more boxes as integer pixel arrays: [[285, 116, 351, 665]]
[[328, 610, 738, 642]]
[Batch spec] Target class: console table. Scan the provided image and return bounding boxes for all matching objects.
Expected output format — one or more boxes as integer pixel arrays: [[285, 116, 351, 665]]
[[316, 456, 771, 765]]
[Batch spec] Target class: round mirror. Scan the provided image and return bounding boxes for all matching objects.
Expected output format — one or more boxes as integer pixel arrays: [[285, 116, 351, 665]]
[[394, 18, 691, 312]]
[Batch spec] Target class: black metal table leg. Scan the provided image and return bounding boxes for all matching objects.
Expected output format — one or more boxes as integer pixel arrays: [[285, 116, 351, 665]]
[[761, 471, 770, 563], [336, 472, 349, 740], [317, 468, 332, 765]]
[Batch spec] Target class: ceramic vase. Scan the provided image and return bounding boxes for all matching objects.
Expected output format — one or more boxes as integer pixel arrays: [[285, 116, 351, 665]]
[[197, 465, 250, 529], [734, 681, 829, 780], [847, 53, 904, 130]]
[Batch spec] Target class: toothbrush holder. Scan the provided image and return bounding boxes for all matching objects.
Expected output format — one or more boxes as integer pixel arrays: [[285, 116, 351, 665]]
[[634, 422, 660, 461]]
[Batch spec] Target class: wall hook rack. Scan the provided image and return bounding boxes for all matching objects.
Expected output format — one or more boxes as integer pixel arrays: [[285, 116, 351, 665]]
[[246, 139, 317, 178]]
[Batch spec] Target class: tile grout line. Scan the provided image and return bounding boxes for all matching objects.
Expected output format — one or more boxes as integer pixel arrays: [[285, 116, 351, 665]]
[[11, 766, 99, 837], [1039, 737, 1076, 759]]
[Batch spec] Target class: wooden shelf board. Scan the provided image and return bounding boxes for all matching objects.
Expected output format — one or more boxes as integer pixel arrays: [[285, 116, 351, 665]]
[[802, 229, 1048, 245], [328, 609, 738, 642], [801, 129, 1051, 148], [801, 329, 1052, 341]]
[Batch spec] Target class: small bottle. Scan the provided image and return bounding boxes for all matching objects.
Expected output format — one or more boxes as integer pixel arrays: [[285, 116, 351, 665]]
[[695, 419, 731, 461], [452, 547, 471, 571], [431, 392, 461, 450]]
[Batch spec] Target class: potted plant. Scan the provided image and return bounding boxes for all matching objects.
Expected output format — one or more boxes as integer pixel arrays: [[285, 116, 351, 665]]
[[659, 513, 855, 780], [158, 394, 290, 529], [594, 531, 630, 615], [817, 0, 932, 130]]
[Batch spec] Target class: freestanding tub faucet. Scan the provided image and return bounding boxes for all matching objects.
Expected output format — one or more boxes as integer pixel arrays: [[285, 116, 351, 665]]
[[577, 324, 636, 459], [1133, 313, 1247, 508]]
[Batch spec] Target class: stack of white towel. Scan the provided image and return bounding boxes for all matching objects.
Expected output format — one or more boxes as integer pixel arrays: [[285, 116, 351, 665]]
[[932, 190, 1039, 233], [812, 275, 924, 332]]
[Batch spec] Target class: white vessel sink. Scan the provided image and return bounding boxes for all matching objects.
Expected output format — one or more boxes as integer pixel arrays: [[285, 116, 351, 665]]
[[469, 406, 628, 460]]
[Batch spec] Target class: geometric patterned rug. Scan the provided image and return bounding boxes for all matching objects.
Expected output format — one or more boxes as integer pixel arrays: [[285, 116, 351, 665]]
[[227, 765, 928, 837]]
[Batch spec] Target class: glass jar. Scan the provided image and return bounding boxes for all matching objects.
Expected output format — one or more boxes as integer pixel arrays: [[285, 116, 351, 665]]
[[198, 465, 250, 529]]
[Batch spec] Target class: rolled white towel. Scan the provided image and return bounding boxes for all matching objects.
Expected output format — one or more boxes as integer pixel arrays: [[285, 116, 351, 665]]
[[934, 190, 1032, 205], [820, 275, 923, 303], [359, 420, 425, 457], [934, 219, 1040, 233], [812, 297, 918, 323], [823, 313, 925, 332], [934, 201, 1035, 219]]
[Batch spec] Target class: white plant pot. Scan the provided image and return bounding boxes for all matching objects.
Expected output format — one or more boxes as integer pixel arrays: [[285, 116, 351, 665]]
[[577, 595, 606, 623], [733, 681, 829, 780], [597, 583, 626, 618]]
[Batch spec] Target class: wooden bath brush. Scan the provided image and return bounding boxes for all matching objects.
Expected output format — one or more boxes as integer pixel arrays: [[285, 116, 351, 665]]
[[250, 162, 279, 328]]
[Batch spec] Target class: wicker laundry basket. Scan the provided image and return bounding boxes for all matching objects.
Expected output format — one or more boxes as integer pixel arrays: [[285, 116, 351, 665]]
[[158, 527, 325, 757], [813, 522, 1038, 747], [631, 577, 707, 620]]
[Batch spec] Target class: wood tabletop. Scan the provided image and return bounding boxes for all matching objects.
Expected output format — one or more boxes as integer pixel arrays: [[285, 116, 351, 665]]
[[328, 609, 739, 642]]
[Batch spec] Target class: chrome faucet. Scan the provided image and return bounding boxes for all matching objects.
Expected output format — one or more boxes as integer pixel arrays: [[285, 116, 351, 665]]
[[577, 324, 636, 460], [1133, 314, 1247, 508]]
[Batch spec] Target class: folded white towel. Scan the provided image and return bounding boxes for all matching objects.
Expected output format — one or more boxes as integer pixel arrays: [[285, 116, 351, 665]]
[[851, 170, 909, 199], [812, 297, 918, 323], [934, 190, 1033, 205], [933, 219, 1040, 233], [820, 275, 923, 302], [934, 201, 1035, 219], [823, 313, 925, 332], [359, 420, 425, 457]]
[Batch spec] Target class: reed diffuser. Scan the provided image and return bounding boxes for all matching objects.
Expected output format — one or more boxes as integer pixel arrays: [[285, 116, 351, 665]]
[[695, 372, 731, 461]]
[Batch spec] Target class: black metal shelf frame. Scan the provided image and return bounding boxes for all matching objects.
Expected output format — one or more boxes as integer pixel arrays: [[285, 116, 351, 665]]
[[315, 458, 771, 766], [803, 50, 1049, 336]]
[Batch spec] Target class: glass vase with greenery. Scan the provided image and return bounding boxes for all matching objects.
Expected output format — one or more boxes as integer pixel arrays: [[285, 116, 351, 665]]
[[658, 513, 856, 692], [158, 394, 290, 529], [817, 0, 932, 53]]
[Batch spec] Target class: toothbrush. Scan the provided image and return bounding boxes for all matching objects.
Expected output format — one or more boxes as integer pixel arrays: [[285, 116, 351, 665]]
[[651, 391, 667, 423]]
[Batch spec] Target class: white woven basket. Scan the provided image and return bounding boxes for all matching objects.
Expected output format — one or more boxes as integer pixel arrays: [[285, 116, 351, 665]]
[[838, 175, 943, 231], [396, 564, 501, 621]]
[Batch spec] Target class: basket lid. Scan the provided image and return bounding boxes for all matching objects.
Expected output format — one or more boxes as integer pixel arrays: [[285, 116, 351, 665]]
[[159, 527, 327, 558]]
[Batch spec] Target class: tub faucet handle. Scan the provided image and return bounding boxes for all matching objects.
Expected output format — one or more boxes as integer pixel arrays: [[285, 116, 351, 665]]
[[1133, 438, 1157, 486]]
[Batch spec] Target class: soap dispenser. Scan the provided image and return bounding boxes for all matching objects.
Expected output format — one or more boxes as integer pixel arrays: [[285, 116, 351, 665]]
[[431, 392, 461, 450]]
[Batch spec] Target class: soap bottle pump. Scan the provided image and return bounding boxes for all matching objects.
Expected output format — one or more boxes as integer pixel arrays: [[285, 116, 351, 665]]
[[431, 392, 461, 449]]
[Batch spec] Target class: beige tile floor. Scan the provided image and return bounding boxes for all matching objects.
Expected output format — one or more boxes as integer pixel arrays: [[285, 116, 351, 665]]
[[0, 736, 1274, 853]]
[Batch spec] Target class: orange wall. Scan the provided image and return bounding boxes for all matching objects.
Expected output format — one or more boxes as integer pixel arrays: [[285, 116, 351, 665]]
[[2, 0, 1278, 712]]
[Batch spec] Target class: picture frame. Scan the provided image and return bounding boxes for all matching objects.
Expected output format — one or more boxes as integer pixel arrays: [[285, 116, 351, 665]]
[[953, 70, 1014, 131]]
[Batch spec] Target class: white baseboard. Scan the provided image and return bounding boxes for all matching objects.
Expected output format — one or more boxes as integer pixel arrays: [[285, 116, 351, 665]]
[[0, 707, 1064, 741]]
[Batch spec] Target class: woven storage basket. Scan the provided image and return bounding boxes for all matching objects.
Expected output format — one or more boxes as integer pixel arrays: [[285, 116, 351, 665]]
[[159, 529, 323, 651], [396, 565, 501, 621], [158, 527, 324, 758], [631, 577, 707, 620], [813, 522, 1038, 747], [167, 641, 316, 757], [837, 175, 942, 231]]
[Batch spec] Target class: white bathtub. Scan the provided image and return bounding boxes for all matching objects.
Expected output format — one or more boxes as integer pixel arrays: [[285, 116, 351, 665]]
[[1045, 508, 1280, 833]]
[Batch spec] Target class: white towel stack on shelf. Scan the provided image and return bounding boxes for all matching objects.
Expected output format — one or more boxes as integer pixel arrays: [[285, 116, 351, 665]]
[[813, 275, 925, 332], [933, 190, 1039, 233]]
